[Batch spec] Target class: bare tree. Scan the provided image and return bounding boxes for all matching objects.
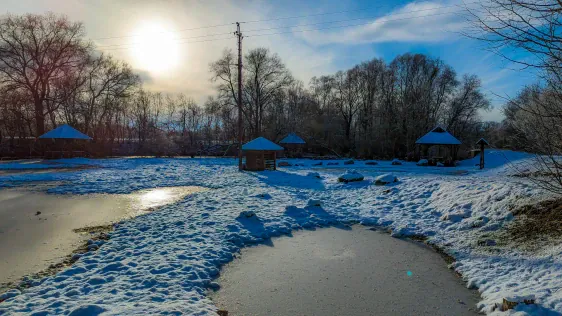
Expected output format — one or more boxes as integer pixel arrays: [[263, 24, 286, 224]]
[[0, 13, 90, 136], [469, 0, 562, 194]]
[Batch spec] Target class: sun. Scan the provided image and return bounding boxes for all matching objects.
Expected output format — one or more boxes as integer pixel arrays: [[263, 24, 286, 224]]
[[131, 22, 180, 74]]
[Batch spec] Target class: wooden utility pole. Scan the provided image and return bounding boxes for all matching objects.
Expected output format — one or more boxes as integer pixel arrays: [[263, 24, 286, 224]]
[[235, 22, 243, 171]]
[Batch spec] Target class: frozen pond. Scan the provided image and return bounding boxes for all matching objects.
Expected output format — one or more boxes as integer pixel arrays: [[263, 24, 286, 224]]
[[212, 226, 480, 315], [0, 186, 206, 286]]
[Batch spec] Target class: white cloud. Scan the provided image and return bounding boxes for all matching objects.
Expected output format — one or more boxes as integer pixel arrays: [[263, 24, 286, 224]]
[[298, 1, 467, 45]]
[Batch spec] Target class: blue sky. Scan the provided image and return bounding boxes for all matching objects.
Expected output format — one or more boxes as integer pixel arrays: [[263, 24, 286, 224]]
[[2, 0, 539, 121]]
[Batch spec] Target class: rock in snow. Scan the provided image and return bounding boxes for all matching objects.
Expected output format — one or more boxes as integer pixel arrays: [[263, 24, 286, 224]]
[[417, 159, 429, 166], [338, 170, 365, 183], [365, 161, 378, 165], [374, 173, 398, 185], [391, 159, 402, 165]]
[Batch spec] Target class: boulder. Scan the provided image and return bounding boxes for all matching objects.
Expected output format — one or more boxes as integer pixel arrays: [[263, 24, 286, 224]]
[[344, 160, 355, 165], [312, 162, 323, 166], [374, 173, 398, 185], [338, 170, 365, 183], [278, 161, 292, 167], [417, 159, 429, 166], [391, 159, 402, 165], [365, 161, 378, 165]]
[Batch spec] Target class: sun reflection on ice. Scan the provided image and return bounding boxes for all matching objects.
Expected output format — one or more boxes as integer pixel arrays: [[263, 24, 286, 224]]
[[130, 186, 207, 215]]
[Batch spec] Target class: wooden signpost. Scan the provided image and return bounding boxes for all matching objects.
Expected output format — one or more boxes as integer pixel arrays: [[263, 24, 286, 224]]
[[476, 138, 489, 169]]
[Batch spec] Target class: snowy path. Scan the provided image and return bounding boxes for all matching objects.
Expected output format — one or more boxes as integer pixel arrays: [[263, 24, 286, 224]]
[[0, 154, 560, 315]]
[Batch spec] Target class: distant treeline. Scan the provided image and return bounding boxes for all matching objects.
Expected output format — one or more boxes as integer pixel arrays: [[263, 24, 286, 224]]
[[0, 12, 506, 159]]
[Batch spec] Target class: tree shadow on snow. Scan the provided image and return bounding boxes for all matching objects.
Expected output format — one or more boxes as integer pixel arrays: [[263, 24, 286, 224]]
[[249, 170, 325, 191]]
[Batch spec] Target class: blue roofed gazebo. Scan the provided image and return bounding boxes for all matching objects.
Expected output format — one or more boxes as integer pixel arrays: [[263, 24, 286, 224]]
[[39, 124, 92, 158], [39, 124, 92, 140], [242, 137, 284, 171], [415, 126, 461, 165], [279, 133, 306, 157]]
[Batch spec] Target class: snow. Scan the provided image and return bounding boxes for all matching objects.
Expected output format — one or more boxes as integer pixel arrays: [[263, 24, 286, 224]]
[[39, 124, 92, 140], [338, 170, 364, 182], [0, 152, 560, 315], [279, 133, 305, 144], [415, 126, 461, 145], [374, 173, 398, 185], [242, 137, 283, 151], [417, 159, 429, 166]]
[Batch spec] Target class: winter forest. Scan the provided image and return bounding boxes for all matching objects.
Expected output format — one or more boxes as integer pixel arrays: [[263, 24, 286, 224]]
[[0, 4, 555, 159]]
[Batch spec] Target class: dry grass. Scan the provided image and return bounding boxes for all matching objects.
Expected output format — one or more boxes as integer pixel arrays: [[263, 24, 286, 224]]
[[492, 199, 562, 252]]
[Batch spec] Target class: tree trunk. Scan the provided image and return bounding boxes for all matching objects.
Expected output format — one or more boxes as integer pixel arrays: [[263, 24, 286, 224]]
[[34, 99, 45, 137]]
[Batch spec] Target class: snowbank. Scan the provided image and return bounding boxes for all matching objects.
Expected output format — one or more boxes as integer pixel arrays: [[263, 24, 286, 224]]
[[457, 150, 534, 172]]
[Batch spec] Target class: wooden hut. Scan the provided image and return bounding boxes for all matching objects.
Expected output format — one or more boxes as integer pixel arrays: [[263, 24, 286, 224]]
[[242, 137, 284, 171], [39, 124, 92, 158], [415, 126, 461, 165], [279, 133, 306, 157]]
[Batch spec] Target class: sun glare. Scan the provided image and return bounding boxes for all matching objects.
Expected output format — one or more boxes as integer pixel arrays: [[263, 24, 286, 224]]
[[131, 22, 180, 74]]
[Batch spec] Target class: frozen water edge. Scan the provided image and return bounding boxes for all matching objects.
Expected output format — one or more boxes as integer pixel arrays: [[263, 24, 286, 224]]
[[0, 154, 560, 315]]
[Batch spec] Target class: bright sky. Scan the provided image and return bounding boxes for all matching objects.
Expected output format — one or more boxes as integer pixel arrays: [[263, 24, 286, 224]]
[[1, 0, 538, 122]]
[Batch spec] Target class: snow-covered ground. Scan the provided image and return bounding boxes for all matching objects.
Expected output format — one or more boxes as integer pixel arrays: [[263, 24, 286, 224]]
[[0, 150, 560, 315]]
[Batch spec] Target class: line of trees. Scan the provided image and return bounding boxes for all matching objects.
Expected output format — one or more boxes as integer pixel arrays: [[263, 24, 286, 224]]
[[210, 48, 490, 158], [0, 12, 493, 158]]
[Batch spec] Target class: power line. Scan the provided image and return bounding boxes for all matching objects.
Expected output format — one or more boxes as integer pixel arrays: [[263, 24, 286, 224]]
[[93, 4, 402, 41], [96, 31, 234, 48], [238, 1, 410, 24], [246, 9, 466, 38], [93, 0, 472, 42], [98, 3, 472, 51], [100, 35, 234, 51], [93, 22, 235, 41], [244, 1, 479, 33]]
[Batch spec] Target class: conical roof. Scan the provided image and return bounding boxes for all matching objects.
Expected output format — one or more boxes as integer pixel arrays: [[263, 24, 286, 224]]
[[415, 126, 461, 145], [279, 133, 306, 144], [39, 124, 92, 140], [242, 137, 284, 151]]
